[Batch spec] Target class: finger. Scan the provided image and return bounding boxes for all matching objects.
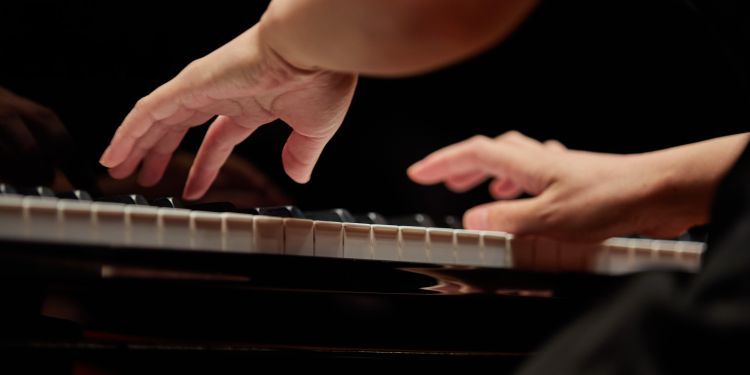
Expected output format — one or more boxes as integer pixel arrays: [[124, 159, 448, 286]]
[[107, 122, 171, 178], [112, 110, 214, 183], [544, 139, 566, 152], [108, 146, 149, 179], [407, 135, 553, 193], [132, 110, 214, 186], [136, 128, 190, 187], [443, 171, 487, 192], [183, 116, 258, 200], [489, 177, 523, 199], [281, 131, 334, 183], [463, 198, 548, 234], [100, 65, 210, 168]]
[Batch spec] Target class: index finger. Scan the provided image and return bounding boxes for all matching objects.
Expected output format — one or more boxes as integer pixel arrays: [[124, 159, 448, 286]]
[[99, 71, 202, 168]]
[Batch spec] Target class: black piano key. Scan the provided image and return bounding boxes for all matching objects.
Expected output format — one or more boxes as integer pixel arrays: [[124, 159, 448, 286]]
[[354, 212, 389, 225], [98, 194, 150, 205], [304, 208, 356, 223], [254, 205, 305, 218], [239, 208, 261, 215], [56, 190, 93, 201], [0, 183, 17, 194], [187, 201, 236, 212], [387, 214, 435, 227], [18, 186, 56, 197], [150, 196, 186, 208], [436, 215, 463, 229]]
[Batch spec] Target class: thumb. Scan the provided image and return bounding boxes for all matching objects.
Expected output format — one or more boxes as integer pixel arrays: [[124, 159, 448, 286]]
[[464, 198, 549, 235]]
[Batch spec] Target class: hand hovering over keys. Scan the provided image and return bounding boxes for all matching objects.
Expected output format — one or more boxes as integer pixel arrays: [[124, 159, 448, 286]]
[[98, 0, 538, 201], [408, 131, 750, 242], [99, 25, 357, 200]]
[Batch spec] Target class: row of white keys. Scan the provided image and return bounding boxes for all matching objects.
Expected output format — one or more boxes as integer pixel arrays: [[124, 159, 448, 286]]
[[504, 236, 706, 273], [600, 237, 704, 274], [0, 195, 24, 239], [1, 194, 705, 272]]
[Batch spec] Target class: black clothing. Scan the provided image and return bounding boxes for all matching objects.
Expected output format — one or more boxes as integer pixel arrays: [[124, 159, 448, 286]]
[[518, 140, 750, 374]]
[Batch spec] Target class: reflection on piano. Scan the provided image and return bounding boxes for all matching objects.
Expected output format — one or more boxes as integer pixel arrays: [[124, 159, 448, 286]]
[[0, 184, 705, 372]]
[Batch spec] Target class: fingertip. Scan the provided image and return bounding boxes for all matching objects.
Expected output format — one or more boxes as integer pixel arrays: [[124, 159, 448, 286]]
[[99, 146, 115, 167], [292, 169, 312, 184], [464, 207, 489, 230], [107, 167, 128, 180], [182, 184, 201, 201], [406, 161, 441, 185]]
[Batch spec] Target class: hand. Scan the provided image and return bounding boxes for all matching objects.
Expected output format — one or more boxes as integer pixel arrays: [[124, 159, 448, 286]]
[[99, 151, 290, 208], [99, 25, 357, 200], [0, 87, 90, 191], [408, 131, 749, 242]]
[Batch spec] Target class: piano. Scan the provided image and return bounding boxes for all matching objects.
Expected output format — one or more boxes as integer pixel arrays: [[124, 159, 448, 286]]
[[0, 185, 704, 373]]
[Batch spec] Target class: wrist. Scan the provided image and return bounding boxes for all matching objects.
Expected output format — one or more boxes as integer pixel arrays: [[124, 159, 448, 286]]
[[636, 134, 750, 232]]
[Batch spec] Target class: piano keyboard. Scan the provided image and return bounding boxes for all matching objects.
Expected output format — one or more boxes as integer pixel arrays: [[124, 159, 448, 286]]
[[0, 193, 705, 274]]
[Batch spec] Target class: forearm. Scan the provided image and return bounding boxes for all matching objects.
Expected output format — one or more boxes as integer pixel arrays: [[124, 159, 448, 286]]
[[258, 0, 537, 76], [640, 133, 750, 228]]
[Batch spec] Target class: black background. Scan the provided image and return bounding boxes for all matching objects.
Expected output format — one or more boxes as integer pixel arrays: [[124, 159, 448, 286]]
[[0, 0, 748, 217]]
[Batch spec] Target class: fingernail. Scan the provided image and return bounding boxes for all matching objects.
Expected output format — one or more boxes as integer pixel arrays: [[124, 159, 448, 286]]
[[464, 207, 489, 230], [407, 160, 425, 174], [99, 146, 113, 166]]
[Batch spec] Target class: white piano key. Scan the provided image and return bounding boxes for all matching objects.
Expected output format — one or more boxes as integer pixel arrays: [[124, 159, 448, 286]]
[[558, 241, 603, 272], [158, 208, 192, 249], [343, 223, 372, 259], [674, 240, 704, 271], [510, 236, 535, 270], [23, 197, 61, 241], [372, 225, 400, 261], [190, 211, 224, 251], [533, 237, 560, 272], [399, 226, 428, 263], [313, 221, 344, 258], [92, 202, 127, 246], [427, 228, 456, 264], [0, 195, 24, 240], [481, 231, 512, 268], [285, 218, 314, 256], [601, 238, 635, 275], [125, 205, 160, 248], [254, 216, 284, 254], [651, 239, 679, 262], [58, 200, 94, 244], [221, 212, 254, 253], [455, 230, 483, 266]]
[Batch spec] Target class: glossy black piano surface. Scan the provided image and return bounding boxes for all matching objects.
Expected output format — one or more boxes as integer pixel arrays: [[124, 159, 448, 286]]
[[1, 235, 667, 373]]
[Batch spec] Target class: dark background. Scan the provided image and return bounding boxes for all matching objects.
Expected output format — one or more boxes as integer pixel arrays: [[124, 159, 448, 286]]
[[0, 0, 748, 217]]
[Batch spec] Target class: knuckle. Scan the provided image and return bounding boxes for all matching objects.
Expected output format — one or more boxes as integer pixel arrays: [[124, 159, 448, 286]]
[[133, 97, 151, 110], [33, 107, 59, 123]]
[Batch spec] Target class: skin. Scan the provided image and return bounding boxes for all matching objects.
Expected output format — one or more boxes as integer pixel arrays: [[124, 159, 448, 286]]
[[98, 0, 538, 200], [97, 0, 747, 241], [408, 131, 750, 241]]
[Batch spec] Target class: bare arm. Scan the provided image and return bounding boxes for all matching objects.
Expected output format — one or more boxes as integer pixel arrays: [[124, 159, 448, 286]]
[[99, 0, 538, 199], [260, 0, 538, 76], [408, 132, 750, 241]]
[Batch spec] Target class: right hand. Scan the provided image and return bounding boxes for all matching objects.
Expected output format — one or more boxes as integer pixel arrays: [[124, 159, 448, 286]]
[[99, 25, 357, 200], [408, 131, 749, 242]]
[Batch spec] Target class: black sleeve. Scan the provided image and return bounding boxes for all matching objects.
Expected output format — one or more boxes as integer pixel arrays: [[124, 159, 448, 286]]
[[516, 139, 750, 375]]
